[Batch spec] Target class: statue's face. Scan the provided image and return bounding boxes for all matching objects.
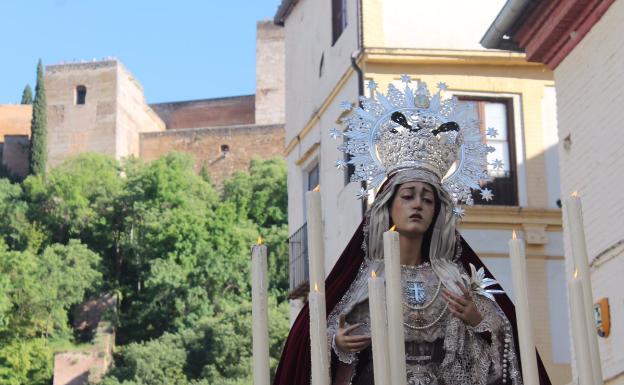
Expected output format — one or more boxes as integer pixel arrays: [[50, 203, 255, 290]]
[[390, 181, 436, 236]]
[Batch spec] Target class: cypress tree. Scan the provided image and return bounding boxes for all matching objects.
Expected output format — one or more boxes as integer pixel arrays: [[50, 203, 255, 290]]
[[21, 84, 33, 104], [29, 59, 48, 176]]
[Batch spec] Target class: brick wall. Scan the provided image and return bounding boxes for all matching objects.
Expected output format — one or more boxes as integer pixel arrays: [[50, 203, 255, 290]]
[[140, 124, 284, 187], [150, 96, 256, 130], [554, 1, 624, 383]]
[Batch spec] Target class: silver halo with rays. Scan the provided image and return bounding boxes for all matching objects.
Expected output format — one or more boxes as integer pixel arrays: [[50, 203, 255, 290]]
[[330, 76, 499, 212]]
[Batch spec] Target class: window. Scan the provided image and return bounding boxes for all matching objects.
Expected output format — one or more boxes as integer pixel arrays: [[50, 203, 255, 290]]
[[76, 85, 87, 105], [331, 0, 347, 45], [307, 163, 319, 191], [457, 97, 518, 206]]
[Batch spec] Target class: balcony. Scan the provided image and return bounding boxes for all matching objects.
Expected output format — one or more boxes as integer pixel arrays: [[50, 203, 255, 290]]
[[288, 222, 309, 298]]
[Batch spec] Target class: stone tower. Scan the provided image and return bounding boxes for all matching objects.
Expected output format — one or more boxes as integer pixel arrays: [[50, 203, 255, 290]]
[[45, 60, 164, 167]]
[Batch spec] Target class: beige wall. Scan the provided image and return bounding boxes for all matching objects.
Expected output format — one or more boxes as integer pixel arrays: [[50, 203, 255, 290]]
[[363, 0, 505, 50], [256, 21, 285, 125], [140, 124, 284, 188], [116, 62, 165, 160], [282, 0, 359, 145], [46, 60, 164, 168], [46, 61, 119, 167], [0, 105, 31, 141], [554, 1, 624, 383]]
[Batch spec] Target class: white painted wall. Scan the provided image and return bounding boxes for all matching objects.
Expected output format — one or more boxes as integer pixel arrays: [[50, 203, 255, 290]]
[[381, 0, 505, 50], [541, 86, 560, 209], [554, 1, 624, 380], [282, 0, 359, 145]]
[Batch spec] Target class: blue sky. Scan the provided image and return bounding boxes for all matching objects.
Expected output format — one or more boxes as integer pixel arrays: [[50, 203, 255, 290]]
[[0, 0, 282, 104]]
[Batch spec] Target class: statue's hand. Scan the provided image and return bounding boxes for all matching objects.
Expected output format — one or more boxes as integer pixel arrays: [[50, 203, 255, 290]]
[[442, 282, 483, 327], [335, 314, 372, 353]]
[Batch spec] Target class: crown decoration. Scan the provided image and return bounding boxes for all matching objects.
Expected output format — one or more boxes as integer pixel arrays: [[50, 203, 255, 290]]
[[330, 76, 500, 214]]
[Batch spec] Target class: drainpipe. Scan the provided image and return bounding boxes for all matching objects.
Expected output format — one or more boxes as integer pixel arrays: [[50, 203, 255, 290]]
[[480, 0, 530, 50], [350, 0, 367, 216]]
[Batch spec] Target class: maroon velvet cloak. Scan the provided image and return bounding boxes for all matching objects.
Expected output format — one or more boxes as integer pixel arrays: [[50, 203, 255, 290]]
[[272, 220, 552, 385]]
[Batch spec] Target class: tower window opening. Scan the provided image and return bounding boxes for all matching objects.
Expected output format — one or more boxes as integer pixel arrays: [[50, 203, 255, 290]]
[[76, 85, 87, 105]]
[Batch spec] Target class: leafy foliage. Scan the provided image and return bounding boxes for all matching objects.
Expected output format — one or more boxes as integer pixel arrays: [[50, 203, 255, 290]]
[[29, 59, 48, 176], [0, 152, 291, 384], [20, 85, 33, 105]]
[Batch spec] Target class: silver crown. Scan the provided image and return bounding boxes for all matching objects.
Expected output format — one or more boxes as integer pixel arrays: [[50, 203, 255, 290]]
[[331, 76, 498, 210]]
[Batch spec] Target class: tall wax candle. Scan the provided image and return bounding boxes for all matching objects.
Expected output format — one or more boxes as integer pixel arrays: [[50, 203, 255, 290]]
[[306, 188, 326, 294], [251, 240, 270, 385], [569, 270, 595, 385], [508, 231, 539, 385], [368, 271, 391, 385], [565, 193, 603, 384], [309, 283, 330, 385], [383, 226, 407, 385]]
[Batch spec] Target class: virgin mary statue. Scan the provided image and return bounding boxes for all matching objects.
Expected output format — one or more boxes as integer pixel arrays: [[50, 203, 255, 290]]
[[272, 78, 552, 385]]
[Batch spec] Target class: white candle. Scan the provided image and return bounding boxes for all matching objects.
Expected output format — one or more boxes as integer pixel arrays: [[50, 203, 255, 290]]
[[368, 271, 391, 385], [251, 240, 270, 385], [309, 283, 330, 385], [565, 193, 603, 384], [508, 231, 539, 385], [383, 226, 407, 385], [568, 269, 595, 385], [306, 188, 326, 295]]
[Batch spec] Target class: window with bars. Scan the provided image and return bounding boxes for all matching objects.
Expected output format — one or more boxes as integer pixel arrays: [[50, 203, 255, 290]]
[[331, 0, 348, 45], [457, 97, 518, 206]]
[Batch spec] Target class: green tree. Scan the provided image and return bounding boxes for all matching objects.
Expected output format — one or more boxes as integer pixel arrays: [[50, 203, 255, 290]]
[[0, 241, 102, 339], [20, 85, 33, 105], [29, 59, 48, 176], [0, 338, 52, 385]]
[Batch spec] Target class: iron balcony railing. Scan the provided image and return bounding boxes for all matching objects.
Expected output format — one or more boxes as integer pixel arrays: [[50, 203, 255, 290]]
[[288, 222, 309, 294]]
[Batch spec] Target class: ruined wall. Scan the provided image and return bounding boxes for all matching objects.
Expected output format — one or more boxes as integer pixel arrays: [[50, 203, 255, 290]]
[[140, 124, 284, 187]]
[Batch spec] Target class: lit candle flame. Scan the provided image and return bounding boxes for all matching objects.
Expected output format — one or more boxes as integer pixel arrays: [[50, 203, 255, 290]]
[[512, 229, 517, 240], [314, 282, 319, 292], [571, 191, 578, 197], [390, 224, 397, 232], [574, 268, 579, 279], [371, 270, 377, 278], [257, 236, 263, 245], [313, 184, 320, 192]]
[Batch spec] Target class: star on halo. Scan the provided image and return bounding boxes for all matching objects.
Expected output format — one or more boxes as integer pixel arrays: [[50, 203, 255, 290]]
[[401, 74, 411, 83], [356, 187, 369, 200], [437, 82, 449, 91], [486, 127, 499, 138], [329, 127, 342, 140], [480, 188, 494, 201], [453, 206, 465, 218], [335, 159, 347, 170], [491, 159, 504, 170]]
